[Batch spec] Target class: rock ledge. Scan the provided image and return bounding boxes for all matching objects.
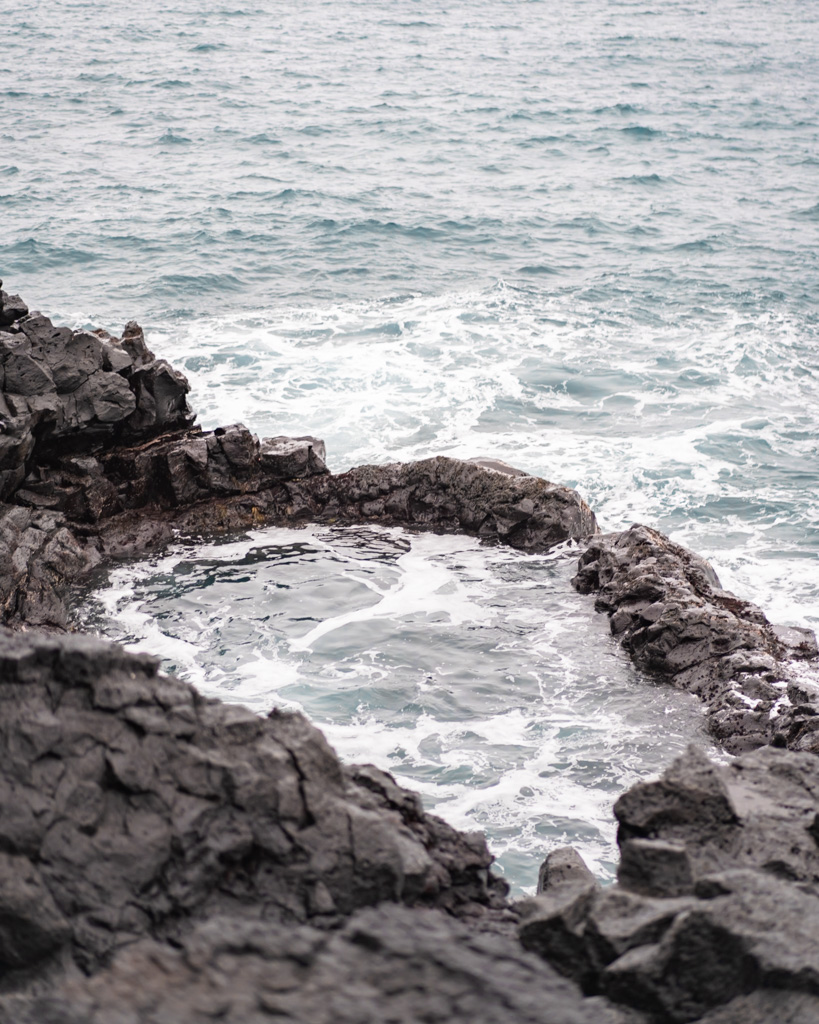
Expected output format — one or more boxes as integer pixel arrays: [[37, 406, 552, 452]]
[[574, 526, 819, 754], [2, 284, 818, 1023]]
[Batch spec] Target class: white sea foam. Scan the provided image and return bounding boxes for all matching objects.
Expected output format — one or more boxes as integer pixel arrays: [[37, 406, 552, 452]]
[[11, 0, 819, 899], [76, 523, 716, 892], [77, 291, 819, 892], [149, 286, 819, 635], [290, 531, 495, 651]]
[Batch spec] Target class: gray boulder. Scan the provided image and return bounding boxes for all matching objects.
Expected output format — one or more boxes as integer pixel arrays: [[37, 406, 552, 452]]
[[520, 745, 819, 1021], [0, 281, 28, 328]]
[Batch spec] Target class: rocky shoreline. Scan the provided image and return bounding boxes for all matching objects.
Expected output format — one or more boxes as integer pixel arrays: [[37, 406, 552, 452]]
[[2, 284, 819, 1022], [574, 527, 819, 755]]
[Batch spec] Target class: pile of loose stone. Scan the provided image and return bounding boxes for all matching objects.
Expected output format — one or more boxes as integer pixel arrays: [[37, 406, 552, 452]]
[[2, 282, 819, 1023]]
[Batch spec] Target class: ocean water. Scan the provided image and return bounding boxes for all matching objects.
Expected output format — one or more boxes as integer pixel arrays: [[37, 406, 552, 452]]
[[6, 0, 818, 891]]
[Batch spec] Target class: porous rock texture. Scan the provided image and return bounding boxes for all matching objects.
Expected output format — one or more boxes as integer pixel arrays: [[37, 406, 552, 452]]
[[286, 455, 599, 550], [519, 744, 819, 1023], [574, 525, 819, 753], [0, 287, 617, 1021], [0, 907, 633, 1024], [0, 629, 503, 964], [94, 449, 599, 574]]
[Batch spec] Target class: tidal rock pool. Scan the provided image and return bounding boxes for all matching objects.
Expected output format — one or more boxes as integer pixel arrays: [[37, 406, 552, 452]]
[[73, 523, 717, 894]]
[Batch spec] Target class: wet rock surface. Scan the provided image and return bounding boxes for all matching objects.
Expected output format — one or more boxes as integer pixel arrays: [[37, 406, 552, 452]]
[[2, 287, 819, 1021], [287, 454, 599, 549], [519, 744, 819, 1022], [573, 525, 819, 753]]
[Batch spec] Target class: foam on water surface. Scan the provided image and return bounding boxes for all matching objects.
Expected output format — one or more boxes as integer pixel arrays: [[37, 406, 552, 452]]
[[76, 525, 717, 893], [74, 278, 816, 892], [155, 284, 819, 630]]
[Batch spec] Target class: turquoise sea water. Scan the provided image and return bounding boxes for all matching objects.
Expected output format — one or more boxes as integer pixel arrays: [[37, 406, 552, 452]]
[[6, 0, 818, 890]]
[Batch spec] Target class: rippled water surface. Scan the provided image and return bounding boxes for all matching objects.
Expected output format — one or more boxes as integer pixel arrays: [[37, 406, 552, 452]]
[[7, 0, 818, 890], [74, 527, 714, 891]]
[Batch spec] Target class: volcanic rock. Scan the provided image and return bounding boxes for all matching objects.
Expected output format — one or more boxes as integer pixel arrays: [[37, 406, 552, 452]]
[[520, 744, 819, 1022], [288, 455, 598, 550], [0, 281, 28, 329], [0, 626, 652, 1024], [537, 846, 599, 895], [0, 627, 512, 985], [573, 525, 819, 753], [0, 311, 192, 504], [0, 906, 640, 1024], [519, 848, 600, 988], [4, 285, 819, 1023], [0, 289, 597, 630]]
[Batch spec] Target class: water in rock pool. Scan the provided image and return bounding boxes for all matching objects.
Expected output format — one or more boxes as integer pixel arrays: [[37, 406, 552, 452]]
[[73, 527, 716, 893], [8, 0, 818, 890]]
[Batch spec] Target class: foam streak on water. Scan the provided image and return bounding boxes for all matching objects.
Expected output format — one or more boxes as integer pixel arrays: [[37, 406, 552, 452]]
[[157, 287, 819, 631]]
